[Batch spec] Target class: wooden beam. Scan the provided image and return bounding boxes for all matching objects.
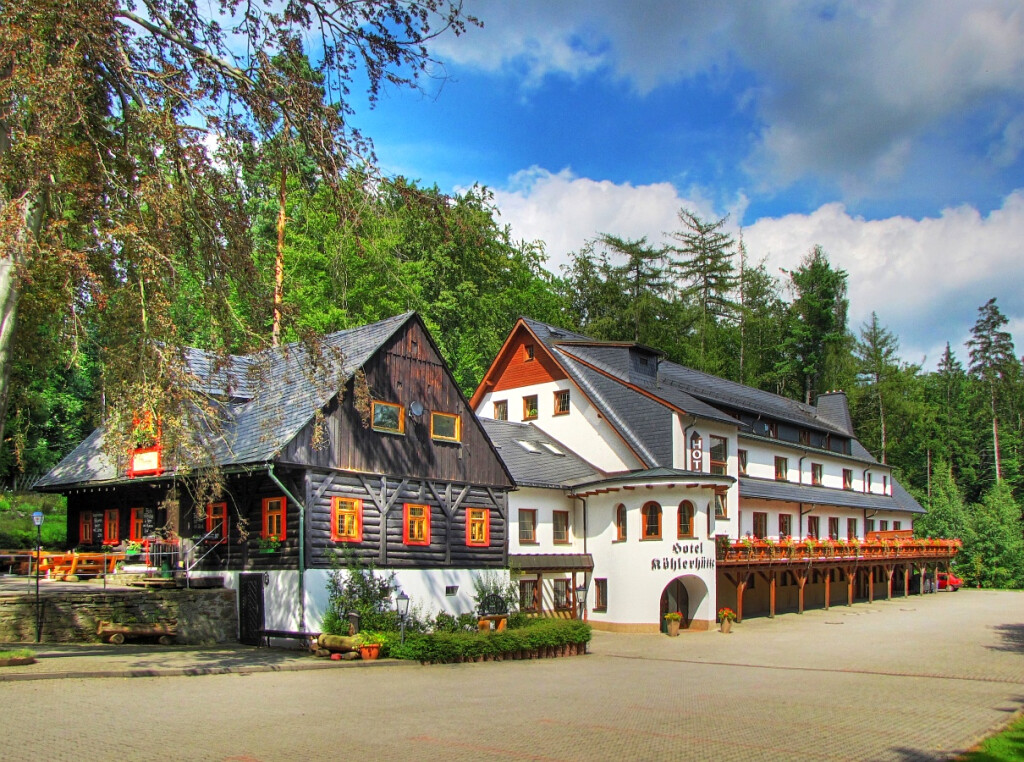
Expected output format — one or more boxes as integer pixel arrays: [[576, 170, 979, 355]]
[[796, 569, 807, 614], [868, 566, 875, 603], [904, 563, 910, 598], [769, 571, 776, 618], [843, 566, 855, 606], [824, 569, 831, 610], [736, 577, 747, 623], [885, 565, 895, 601]]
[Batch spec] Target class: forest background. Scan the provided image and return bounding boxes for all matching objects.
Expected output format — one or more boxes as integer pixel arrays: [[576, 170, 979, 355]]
[[1, 0, 1021, 588]]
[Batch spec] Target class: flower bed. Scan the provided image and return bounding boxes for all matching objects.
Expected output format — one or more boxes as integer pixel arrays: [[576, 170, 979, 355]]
[[390, 618, 591, 665]]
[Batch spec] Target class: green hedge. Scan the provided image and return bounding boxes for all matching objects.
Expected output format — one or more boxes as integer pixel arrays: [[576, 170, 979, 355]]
[[390, 618, 591, 663]]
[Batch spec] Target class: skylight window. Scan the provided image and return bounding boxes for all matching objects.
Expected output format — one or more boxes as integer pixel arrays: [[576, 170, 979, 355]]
[[540, 442, 565, 456], [515, 440, 539, 453]]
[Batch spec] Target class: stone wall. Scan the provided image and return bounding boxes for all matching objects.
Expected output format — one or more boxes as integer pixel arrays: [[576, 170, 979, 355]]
[[0, 589, 237, 645]]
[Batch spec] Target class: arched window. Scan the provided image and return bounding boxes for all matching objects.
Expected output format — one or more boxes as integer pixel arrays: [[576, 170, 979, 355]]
[[642, 502, 662, 540], [677, 501, 694, 538], [615, 504, 627, 542]]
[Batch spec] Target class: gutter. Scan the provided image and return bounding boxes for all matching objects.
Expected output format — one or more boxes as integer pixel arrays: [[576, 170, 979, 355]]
[[267, 464, 306, 633]]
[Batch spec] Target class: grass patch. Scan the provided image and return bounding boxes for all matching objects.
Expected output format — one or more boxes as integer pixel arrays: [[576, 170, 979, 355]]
[[0, 649, 36, 659], [0, 492, 66, 549], [958, 712, 1024, 761]]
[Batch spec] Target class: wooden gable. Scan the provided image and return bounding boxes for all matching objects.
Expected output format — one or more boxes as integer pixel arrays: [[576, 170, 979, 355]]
[[279, 316, 513, 489], [470, 321, 567, 408]]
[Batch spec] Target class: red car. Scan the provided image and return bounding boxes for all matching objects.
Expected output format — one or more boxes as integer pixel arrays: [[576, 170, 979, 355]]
[[937, 572, 963, 591]]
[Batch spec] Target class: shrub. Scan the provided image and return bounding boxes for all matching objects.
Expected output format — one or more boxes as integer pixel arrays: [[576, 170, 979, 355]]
[[390, 617, 591, 663]]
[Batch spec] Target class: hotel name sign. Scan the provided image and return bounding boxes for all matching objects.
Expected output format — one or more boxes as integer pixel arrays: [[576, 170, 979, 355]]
[[651, 541, 716, 572]]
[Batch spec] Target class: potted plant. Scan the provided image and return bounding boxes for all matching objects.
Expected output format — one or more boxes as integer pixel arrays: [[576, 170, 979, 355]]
[[717, 607, 737, 634], [124, 539, 143, 556], [258, 535, 281, 554], [780, 535, 795, 558], [355, 632, 382, 660], [663, 611, 683, 637], [764, 536, 776, 559]]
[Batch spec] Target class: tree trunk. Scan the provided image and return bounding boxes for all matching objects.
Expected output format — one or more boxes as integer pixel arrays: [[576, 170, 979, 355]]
[[272, 163, 286, 347], [0, 192, 44, 450]]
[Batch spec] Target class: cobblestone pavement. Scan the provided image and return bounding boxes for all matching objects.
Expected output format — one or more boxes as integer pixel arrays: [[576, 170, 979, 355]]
[[1, 589, 1022, 761]]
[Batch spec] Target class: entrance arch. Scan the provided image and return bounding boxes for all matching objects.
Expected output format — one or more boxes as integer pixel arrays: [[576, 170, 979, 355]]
[[659, 575, 710, 631]]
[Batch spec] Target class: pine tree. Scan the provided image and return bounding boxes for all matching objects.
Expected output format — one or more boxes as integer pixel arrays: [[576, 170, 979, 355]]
[[777, 246, 851, 404], [667, 209, 738, 372], [960, 482, 1024, 589], [854, 313, 900, 463], [966, 298, 1021, 485]]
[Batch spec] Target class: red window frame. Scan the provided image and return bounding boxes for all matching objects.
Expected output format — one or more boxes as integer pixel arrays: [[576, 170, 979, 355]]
[[811, 463, 823, 486], [523, 395, 538, 421], [493, 400, 508, 420], [103, 509, 119, 545], [206, 501, 229, 544], [80, 512, 93, 544], [331, 497, 363, 543], [594, 578, 608, 611], [129, 507, 145, 542], [806, 516, 820, 538], [615, 504, 627, 542], [466, 507, 490, 547], [553, 579, 572, 610], [403, 503, 430, 546], [641, 502, 662, 540], [753, 511, 768, 539], [843, 469, 854, 490], [262, 497, 287, 541], [779, 513, 793, 538], [519, 579, 539, 611]]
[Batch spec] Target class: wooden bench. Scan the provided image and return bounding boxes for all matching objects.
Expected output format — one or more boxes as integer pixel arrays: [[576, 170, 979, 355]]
[[259, 629, 319, 650], [98, 619, 178, 645], [477, 593, 509, 632]]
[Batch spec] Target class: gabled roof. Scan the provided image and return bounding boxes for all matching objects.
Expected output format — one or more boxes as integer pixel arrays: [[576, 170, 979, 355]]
[[480, 419, 602, 489], [36, 313, 415, 489]]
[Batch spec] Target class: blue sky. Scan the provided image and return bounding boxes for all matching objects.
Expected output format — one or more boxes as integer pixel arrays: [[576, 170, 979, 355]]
[[352, 1, 1024, 367]]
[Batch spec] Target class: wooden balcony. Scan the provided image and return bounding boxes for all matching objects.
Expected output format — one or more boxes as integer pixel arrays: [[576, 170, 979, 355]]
[[717, 537, 960, 566]]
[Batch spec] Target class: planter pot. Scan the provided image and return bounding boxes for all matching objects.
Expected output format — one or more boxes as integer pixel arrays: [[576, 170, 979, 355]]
[[259, 548, 277, 554], [358, 644, 381, 660], [720, 619, 733, 634], [666, 620, 681, 637]]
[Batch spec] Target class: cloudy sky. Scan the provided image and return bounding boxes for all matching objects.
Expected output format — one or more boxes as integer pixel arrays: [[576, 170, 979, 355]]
[[353, 1, 1024, 368]]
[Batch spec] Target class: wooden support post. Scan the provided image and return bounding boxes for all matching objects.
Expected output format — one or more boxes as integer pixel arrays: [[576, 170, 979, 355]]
[[796, 569, 807, 614], [824, 569, 831, 610], [845, 566, 855, 606], [885, 565, 894, 601], [904, 563, 910, 597], [769, 571, 776, 618], [868, 566, 874, 603], [736, 576, 747, 623]]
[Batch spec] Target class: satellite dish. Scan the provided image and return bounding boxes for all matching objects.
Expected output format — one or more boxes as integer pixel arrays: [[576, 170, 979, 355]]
[[409, 401, 424, 417]]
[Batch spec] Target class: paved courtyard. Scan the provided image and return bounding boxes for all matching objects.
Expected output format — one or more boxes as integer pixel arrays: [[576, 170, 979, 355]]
[[2, 589, 1022, 761]]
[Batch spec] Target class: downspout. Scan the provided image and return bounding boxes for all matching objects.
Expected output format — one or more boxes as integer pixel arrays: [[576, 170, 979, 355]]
[[862, 468, 871, 494], [799, 503, 815, 538], [267, 464, 306, 633], [798, 455, 807, 485]]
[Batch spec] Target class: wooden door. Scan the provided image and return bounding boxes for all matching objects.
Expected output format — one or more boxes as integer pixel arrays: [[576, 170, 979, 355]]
[[238, 573, 265, 646]]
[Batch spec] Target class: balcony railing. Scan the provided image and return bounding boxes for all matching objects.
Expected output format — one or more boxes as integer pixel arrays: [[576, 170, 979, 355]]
[[717, 537, 961, 565]]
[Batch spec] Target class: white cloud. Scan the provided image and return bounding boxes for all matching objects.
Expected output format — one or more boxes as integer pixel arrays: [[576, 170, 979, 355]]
[[492, 169, 1024, 367], [444, 1, 1024, 191]]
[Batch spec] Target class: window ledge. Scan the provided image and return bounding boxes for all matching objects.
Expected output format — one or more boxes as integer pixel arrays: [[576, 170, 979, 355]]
[[640, 536, 663, 542]]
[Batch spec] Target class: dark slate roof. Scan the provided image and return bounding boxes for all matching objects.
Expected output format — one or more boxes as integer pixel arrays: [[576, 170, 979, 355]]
[[739, 476, 925, 514], [512, 553, 594, 571], [181, 347, 256, 401], [554, 351, 674, 467], [480, 419, 602, 489], [570, 467, 734, 492], [36, 313, 414, 489], [654, 363, 851, 437]]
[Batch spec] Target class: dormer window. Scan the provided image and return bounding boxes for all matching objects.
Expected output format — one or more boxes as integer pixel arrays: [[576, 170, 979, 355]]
[[524, 344, 535, 362]]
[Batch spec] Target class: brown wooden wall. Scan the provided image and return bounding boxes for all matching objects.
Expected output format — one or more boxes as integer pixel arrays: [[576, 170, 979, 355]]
[[279, 319, 512, 488], [304, 469, 507, 570], [489, 324, 566, 394]]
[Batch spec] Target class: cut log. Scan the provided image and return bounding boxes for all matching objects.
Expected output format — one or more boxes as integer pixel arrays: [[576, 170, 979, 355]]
[[317, 634, 359, 652]]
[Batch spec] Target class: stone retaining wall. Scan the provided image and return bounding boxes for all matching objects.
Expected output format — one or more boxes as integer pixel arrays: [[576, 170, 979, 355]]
[[0, 588, 237, 645]]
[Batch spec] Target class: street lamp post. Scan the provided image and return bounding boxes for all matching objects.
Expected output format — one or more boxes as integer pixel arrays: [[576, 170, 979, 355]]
[[32, 511, 43, 643], [576, 582, 588, 654], [395, 591, 410, 645]]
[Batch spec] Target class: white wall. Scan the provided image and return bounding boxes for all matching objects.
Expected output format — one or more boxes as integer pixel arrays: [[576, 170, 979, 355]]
[[477, 381, 642, 473], [508, 486, 581, 554]]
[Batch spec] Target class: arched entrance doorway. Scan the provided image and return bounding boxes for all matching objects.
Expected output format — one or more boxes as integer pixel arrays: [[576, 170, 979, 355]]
[[660, 578, 689, 632]]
